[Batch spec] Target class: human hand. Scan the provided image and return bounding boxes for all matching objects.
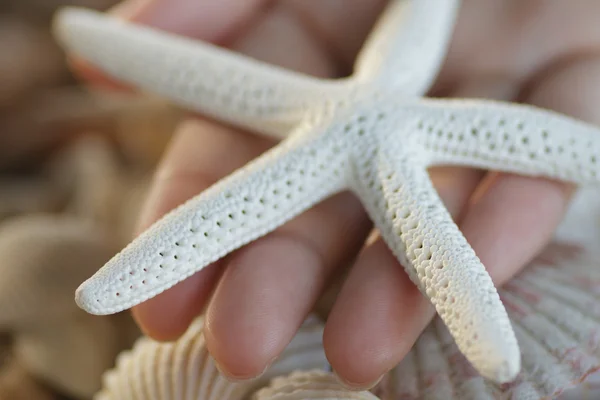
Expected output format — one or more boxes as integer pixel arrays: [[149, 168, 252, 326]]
[[67, 0, 600, 389]]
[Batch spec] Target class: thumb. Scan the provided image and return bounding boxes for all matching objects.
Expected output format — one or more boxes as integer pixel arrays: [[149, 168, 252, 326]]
[[66, 0, 267, 89], [112, 0, 267, 43]]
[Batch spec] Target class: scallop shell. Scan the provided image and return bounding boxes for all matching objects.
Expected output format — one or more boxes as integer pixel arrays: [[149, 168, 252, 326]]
[[96, 188, 600, 400], [0, 214, 117, 327], [253, 370, 379, 400], [370, 239, 600, 400], [95, 314, 329, 400], [558, 369, 600, 400]]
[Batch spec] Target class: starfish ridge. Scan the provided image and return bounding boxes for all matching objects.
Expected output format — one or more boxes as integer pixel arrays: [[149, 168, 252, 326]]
[[53, 0, 600, 384]]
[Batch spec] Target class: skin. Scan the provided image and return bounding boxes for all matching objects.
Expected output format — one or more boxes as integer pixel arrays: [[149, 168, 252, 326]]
[[69, 0, 600, 389]]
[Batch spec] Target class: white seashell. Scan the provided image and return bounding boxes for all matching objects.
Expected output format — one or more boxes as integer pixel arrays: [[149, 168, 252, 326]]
[[253, 370, 380, 400], [95, 314, 329, 399], [0, 214, 116, 327], [557, 369, 600, 400], [373, 238, 600, 400]]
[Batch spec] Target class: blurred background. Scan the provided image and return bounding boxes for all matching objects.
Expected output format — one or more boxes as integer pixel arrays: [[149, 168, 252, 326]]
[[0, 1, 184, 398]]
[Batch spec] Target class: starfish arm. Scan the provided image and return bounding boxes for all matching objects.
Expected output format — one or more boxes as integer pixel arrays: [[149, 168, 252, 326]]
[[414, 98, 600, 184], [351, 147, 520, 383], [52, 7, 343, 138], [352, 0, 460, 96], [74, 120, 349, 315]]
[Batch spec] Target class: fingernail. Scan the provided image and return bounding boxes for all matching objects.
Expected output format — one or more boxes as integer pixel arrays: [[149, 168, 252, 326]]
[[109, 0, 192, 34], [333, 370, 383, 391], [109, 0, 153, 19], [214, 357, 276, 383], [108, 0, 230, 41]]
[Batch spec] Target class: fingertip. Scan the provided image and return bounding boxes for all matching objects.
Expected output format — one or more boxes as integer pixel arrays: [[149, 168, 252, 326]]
[[324, 240, 433, 387], [203, 237, 318, 380], [333, 371, 384, 392], [67, 56, 133, 92], [461, 173, 572, 285], [57, 0, 161, 90], [131, 303, 183, 342], [130, 263, 222, 341], [110, 0, 266, 42]]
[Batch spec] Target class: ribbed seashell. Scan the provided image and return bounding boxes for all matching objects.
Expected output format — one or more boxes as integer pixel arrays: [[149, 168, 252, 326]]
[[95, 314, 328, 400], [558, 369, 600, 400], [314, 266, 350, 321], [14, 312, 139, 399], [372, 240, 600, 400], [0, 214, 117, 327], [554, 187, 600, 251], [253, 370, 379, 400]]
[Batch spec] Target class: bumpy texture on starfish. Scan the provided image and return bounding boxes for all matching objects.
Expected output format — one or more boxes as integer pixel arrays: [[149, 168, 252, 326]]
[[52, 0, 600, 385]]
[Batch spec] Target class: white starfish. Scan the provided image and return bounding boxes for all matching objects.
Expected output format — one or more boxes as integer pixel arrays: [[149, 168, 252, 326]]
[[52, 0, 600, 385]]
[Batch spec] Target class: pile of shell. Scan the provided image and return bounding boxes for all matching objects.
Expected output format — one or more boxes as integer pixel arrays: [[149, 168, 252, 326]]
[[0, 1, 181, 398]]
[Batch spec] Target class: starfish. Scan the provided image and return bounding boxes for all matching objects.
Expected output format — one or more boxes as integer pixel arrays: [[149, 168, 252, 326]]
[[52, 0, 600, 385]]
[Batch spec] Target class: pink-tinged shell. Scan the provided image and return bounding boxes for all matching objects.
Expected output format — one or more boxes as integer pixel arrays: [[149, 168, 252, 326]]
[[253, 370, 379, 400], [95, 315, 329, 400], [373, 239, 600, 400], [558, 369, 600, 399]]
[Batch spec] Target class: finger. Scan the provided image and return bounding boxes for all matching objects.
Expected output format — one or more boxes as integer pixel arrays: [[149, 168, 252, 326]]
[[460, 173, 573, 284], [285, 0, 388, 68], [323, 78, 523, 387], [129, 0, 336, 340], [67, 0, 266, 90], [112, 0, 267, 41], [68, 0, 266, 86], [325, 54, 600, 388], [205, 192, 371, 380], [131, 119, 273, 340], [324, 239, 435, 388], [427, 74, 518, 217], [66, 0, 388, 88], [461, 53, 600, 282], [132, 0, 376, 347], [200, 3, 375, 379]]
